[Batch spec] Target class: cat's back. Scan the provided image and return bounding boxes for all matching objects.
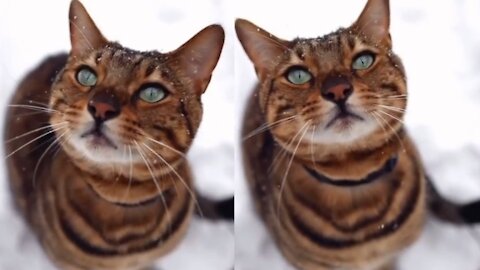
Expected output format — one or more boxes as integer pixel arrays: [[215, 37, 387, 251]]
[[4, 53, 68, 216]]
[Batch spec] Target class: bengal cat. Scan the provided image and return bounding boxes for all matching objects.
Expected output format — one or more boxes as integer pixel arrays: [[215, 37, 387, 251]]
[[237, 0, 480, 269], [4, 1, 225, 269]]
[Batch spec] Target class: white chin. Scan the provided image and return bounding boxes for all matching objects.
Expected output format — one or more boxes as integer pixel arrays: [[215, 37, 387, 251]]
[[67, 134, 130, 164], [307, 119, 378, 145]]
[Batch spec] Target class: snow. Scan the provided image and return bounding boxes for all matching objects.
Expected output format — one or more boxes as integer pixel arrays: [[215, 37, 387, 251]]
[[0, 0, 479, 269]]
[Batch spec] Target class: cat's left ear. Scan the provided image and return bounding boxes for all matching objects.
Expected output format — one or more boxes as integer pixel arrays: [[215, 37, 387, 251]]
[[69, 0, 108, 58], [353, 0, 391, 45], [171, 25, 225, 95]]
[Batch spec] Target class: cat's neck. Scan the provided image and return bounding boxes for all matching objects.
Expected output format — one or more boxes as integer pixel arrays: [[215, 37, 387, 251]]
[[292, 129, 405, 181], [54, 151, 187, 206]]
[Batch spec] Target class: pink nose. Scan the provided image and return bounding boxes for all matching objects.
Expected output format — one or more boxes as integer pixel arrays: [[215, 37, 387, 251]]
[[321, 75, 353, 104], [324, 83, 352, 102], [89, 101, 117, 120], [87, 91, 121, 122]]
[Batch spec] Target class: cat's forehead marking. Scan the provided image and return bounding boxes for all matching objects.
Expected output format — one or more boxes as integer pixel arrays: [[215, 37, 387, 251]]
[[286, 28, 366, 74]]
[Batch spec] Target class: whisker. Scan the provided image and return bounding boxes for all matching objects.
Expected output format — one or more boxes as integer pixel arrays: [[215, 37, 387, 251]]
[[27, 100, 51, 107], [122, 145, 134, 202], [7, 104, 59, 113], [5, 122, 68, 143], [377, 109, 404, 125], [276, 121, 311, 225], [269, 121, 306, 174], [142, 142, 202, 218], [382, 94, 407, 98], [310, 124, 316, 165], [382, 96, 407, 101], [145, 136, 186, 159], [5, 125, 66, 159], [369, 112, 387, 134], [32, 130, 68, 187], [373, 111, 405, 151], [377, 104, 406, 113], [134, 140, 172, 233], [242, 115, 297, 141], [116, 145, 127, 182]]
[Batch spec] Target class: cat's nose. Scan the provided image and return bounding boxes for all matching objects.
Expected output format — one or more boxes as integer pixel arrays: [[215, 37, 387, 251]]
[[88, 91, 121, 123], [321, 76, 353, 105]]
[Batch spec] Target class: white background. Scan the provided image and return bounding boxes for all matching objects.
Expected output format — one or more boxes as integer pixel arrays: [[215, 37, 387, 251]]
[[0, 0, 480, 269]]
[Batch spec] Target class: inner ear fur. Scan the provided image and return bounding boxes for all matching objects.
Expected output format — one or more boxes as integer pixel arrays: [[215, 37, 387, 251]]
[[170, 24, 225, 95], [235, 19, 292, 81]]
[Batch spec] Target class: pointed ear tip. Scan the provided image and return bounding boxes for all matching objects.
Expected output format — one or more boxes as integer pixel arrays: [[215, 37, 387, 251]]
[[69, 0, 86, 18], [201, 24, 225, 43], [235, 18, 247, 26], [69, 0, 82, 11], [235, 18, 253, 31]]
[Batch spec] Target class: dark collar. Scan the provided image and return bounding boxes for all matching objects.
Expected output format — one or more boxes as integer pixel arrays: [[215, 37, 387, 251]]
[[303, 156, 398, 187]]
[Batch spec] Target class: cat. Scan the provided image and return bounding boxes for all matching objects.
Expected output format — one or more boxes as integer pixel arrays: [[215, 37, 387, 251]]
[[236, 0, 480, 269], [3, 1, 227, 269]]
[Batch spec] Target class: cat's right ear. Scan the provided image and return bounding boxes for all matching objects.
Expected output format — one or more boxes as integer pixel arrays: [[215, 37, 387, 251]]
[[69, 0, 107, 58], [235, 19, 291, 81]]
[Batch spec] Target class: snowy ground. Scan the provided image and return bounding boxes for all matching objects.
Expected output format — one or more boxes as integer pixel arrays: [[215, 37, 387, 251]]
[[1, 0, 480, 269]]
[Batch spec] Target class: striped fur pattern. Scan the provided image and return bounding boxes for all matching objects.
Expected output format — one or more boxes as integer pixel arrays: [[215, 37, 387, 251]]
[[237, 0, 426, 269], [4, 1, 224, 269]]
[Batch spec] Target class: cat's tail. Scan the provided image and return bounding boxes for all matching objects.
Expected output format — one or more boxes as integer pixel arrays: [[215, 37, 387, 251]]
[[195, 194, 234, 221], [427, 176, 480, 224]]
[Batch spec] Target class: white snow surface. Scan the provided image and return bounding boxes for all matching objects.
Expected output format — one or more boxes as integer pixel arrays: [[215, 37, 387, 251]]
[[0, 0, 479, 269]]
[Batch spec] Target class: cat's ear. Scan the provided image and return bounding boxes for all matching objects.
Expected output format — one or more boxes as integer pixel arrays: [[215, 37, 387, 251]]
[[353, 0, 390, 44], [235, 19, 291, 81], [170, 25, 225, 95], [69, 0, 108, 57]]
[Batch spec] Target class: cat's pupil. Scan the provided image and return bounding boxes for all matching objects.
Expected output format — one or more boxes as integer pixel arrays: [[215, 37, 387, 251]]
[[76, 67, 97, 87], [139, 85, 166, 103], [286, 68, 312, 85], [352, 53, 374, 70]]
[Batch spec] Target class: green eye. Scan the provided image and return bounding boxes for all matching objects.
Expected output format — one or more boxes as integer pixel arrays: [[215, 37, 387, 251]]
[[76, 67, 97, 86], [286, 67, 312, 85], [139, 85, 167, 103], [352, 53, 375, 70]]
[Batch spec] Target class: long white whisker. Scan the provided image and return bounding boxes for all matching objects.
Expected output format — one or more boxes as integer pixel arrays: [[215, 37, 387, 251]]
[[369, 112, 387, 137], [270, 121, 306, 174], [27, 100, 51, 107], [8, 104, 59, 113], [5, 125, 66, 159], [310, 124, 316, 164], [134, 140, 172, 233], [373, 111, 405, 151], [145, 137, 186, 159], [122, 145, 134, 202], [5, 122, 67, 143], [378, 104, 406, 113], [276, 121, 310, 224], [142, 142, 202, 218], [377, 109, 404, 124], [243, 115, 297, 141], [32, 130, 68, 186]]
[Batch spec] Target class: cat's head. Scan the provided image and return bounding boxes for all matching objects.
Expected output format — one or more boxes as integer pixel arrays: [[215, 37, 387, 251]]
[[236, 0, 406, 155], [50, 0, 224, 178]]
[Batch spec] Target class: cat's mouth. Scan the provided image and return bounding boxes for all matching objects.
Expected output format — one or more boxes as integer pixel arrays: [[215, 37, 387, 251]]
[[325, 109, 364, 129], [80, 128, 117, 149]]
